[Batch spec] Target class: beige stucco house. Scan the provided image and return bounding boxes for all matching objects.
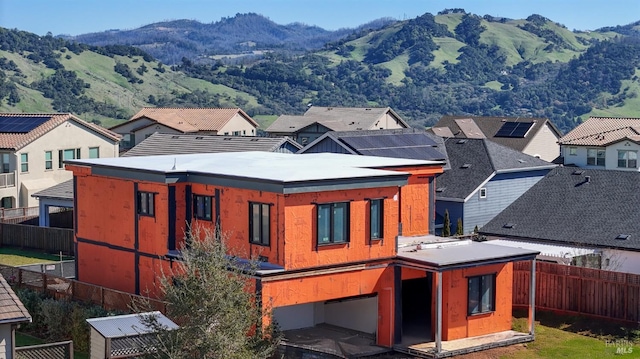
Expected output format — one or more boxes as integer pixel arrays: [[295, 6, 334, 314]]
[[431, 116, 562, 162], [110, 107, 259, 151], [0, 113, 120, 208]]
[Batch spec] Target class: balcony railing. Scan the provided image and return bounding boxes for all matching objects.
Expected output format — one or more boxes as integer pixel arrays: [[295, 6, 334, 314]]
[[0, 171, 15, 188]]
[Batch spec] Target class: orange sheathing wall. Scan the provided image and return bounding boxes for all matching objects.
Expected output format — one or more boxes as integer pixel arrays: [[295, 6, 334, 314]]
[[138, 256, 174, 298], [75, 175, 135, 247], [261, 265, 396, 347], [401, 267, 427, 280], [77, 242, 135, 293], [439, 263, 513, 341], [137, 182, 169, 255], [282, 187, 398, 270]]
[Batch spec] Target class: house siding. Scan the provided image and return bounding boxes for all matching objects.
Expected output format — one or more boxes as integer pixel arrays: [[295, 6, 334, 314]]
[[300, 137, 352, 154], [0, 324, 12, 359], [522, 122, 560, 162], [218, 113, 257, 136], [463, 170, 549, 234], [296, 123, 333, 146]]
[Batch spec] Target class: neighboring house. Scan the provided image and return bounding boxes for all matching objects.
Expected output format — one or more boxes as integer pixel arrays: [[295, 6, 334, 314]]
[[67, 152, 539, 357], [558, 116, 640, 171], [31, 179, 73, 227], [110, 107, 259, 151], [0, 113, 119, 208], [0, 274, 32, 359], [265, 106, 409, 145], [431, 116, 562, 162], [122, 132, 301, 157], [435, 138, 555, 235], [480, 167, 640, 275]]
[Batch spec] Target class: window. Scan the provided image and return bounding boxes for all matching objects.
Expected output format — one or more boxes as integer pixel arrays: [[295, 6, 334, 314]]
[[137, 192, 155, 216], [468, 274, 495, 315], [232, 131, 241, 136], [587, 148, 605, 166], [58, 148, 80, 168], [122, 133, 135, 149], [249, 202, 270, 246], [45, 151, 53, 170], [569, 147, 577, 156], [618, 150, 637, 168], [369, 199, 383, 240], [479, 188, 487, 199], [193, 195, 212, 221], [317, 202, 349, 245], [20, 153, 28, 173], [1, 153, 10, 173], [89, 147, 100, 159]]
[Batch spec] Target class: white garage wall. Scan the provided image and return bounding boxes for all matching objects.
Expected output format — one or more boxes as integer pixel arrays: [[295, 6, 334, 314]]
[[324, 296, 378, 334], [273, 303, 315, 331]]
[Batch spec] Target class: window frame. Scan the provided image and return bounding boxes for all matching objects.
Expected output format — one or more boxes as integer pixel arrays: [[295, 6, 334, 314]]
[[88, 147, 100, 159], [20, 153, 28, 173], [45, 151, 53, 170], [479, 187, 487, 199], [586, 148, 605, 166], [0, 153, 9, 173], [369, 198, 384, 241], [193, 194, 213, 221], [249, 202, 270, 246], [467, 273, 496, 316], [137, 191, 155, 217], [316, 202, 350, 246], [58, 148, 80, 169], [617, 150, 637, 168], [569, 147, 577, 156]]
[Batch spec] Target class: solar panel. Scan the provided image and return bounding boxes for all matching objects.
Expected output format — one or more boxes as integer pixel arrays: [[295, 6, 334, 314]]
[[0, 116, 51, 133], [494, 121, 534, 138]]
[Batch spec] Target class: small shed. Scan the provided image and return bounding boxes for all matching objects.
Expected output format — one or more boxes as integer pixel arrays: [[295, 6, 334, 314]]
[[86, 312, 178, 359]]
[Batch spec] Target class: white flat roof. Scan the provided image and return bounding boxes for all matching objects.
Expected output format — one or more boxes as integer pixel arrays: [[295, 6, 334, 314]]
[[86, 311, 178, 338], [485, 239, 598, 263], [68, 151, 442, 183]]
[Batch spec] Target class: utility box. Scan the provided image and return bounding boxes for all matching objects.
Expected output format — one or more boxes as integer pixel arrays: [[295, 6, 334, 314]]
[[86, 312, 178, 359]]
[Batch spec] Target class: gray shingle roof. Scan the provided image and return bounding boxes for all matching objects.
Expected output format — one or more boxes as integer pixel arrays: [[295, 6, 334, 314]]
[[298, 128, 450, 169], [122, 133, 301, 157], [31, 179, 74, 200], [436, 138, 555, 200], [266, 107, 409, 133], [480, 167, 640, 250], [0, 275, 31, 324], [432, 116, 562, 152]]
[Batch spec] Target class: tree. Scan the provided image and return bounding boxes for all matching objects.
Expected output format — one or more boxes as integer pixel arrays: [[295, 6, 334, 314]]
[[442, 209, 451, 237], [137, 228, 281, 359], [456, 218, 464, 236]]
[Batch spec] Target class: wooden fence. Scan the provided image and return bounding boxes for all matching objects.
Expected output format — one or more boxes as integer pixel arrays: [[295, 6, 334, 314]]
[[0, 265, 167, 314], [513, 261, 640, 323], [0, 223, 74, 255]]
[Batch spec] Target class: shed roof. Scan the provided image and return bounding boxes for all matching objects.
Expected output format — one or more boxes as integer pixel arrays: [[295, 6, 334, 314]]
[[31, 179, 74, 200], [266, 107, 409, 133], [86, 312, 177, 338], [123, 133, 301, 157], [111, 107, 258, 132], [480, 166, 640, 250], [0, 275, 31, 325], [0, 113, 119, 150], [558, 117, 640, 146]]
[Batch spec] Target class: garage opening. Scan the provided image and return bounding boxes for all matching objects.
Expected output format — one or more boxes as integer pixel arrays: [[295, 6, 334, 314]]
[[401, 274, 432, 345]]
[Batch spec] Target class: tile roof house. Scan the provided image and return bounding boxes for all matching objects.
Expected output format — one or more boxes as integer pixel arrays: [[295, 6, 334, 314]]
[[67, 152, 538, 358], [0, 274, 32, 359], [431, 116, 562, 162], [265, 106, 410, 145], [436, 138, 555, 235], [110, 107, 259, 151], [558, 117, 640, 171], [0, 113, 119, 208], [122, 133, 301, 157], [480, 166, 640, 274]]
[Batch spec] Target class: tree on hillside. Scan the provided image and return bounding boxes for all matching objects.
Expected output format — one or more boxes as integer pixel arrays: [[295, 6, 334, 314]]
[[136, 228, 281, 359]]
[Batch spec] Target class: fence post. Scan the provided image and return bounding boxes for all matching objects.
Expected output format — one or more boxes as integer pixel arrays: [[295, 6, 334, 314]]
[[42, 272, 47, 293]]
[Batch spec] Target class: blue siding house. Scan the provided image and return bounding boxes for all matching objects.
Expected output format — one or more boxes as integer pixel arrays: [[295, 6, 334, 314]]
[[435, 138, 555, 235]]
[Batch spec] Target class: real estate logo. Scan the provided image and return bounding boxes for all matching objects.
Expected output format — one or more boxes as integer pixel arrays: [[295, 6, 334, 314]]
[[605, 339, 633, 354]]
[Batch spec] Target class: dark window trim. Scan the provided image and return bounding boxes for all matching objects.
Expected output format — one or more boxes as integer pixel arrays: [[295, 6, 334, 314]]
[[369, 198, 384, 243], [137, 191, 156, 217], [193, 194, 213, 221], [316, 202, 350, 247], [467, 273, 496, 316], [249, 202, 271, 246]]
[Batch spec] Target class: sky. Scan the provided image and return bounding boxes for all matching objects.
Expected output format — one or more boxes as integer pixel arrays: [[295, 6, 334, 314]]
[[0, 0, 638, 36]]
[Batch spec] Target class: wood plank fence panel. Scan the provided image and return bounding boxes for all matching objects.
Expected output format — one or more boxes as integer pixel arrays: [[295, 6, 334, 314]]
[[0, 223, 74, 255], [514, 261, 640, 323]]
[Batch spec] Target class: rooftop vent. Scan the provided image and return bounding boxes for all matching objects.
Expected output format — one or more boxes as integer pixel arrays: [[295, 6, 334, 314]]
[[503, 223, 515, 229], [457, 139, 467, 144], [572, 170, 585, 175], [584, 175, 591, 183], [436, 187, 446, 193], [171, 136, 180, 139], [251, 138, 259, 141], [223, 138, 232, 141], [517, 159, 526, 163], [195, 136, 204, 140], [461, 164, 471, 169], [616, 234, 631, 240]]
